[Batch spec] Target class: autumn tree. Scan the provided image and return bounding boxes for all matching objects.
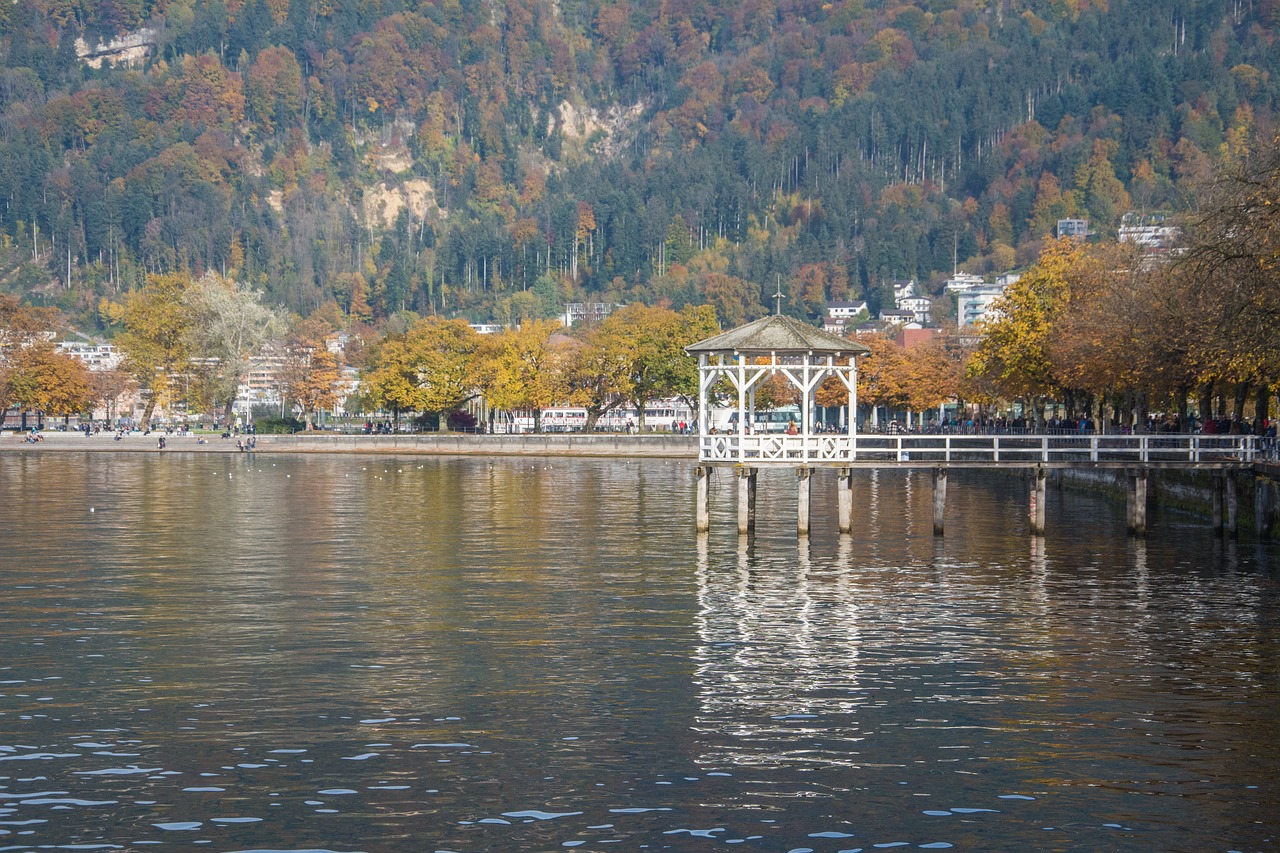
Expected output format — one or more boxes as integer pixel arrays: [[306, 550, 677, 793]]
[[967, 239, 1081, 424], [114, 273, 195, 429], [184, 273, 288, 424], [1177, 134, 1280, 424], [0, 295, 60, 357], [89, 367, 137, 426], [901, 334, 965, 417], [279, 336, 341, 430], [477, 319, 569, 433], [561, 332, 628, 431], [594, 303, 718, 430], [854, 333, 909, 421], [360, 316, 480, 428], [1, 341, 92, 417]]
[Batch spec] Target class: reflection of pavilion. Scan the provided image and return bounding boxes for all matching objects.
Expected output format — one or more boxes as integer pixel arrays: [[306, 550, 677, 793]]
[[686, 314, 870, 536], [691, 536, 866, 769]]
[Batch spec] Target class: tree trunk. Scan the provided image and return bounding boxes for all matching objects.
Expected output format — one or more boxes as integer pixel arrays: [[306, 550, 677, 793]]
[[584, 410, 600, 432], [1176, 385, 1190, 431], [1256, 385, 1270, 430], [533, 409, 543, 433], [141, 397, 157, 431], [1198, 383, 1213, 424], [1233, 381, 1249, 425]]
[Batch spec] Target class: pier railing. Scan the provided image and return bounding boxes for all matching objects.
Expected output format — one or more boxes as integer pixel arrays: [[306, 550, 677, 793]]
[[698, 433, 1259, 465]]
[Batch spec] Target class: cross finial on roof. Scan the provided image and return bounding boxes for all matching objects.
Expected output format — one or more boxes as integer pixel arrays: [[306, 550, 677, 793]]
[[773, 276, 784, 315]]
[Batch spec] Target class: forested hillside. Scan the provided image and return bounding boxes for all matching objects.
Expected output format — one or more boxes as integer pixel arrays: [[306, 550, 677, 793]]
[[1, 0, 1277, 332]]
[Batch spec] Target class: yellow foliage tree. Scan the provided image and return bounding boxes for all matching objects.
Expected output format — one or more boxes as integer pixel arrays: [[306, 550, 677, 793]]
[[477, 319, 568, 432]]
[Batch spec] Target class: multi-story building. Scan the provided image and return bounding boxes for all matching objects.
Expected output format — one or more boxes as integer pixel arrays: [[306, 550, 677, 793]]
[[56, 341, 123, 371], [1057, 218, 1089, 240], [561, 302, 615, 327]]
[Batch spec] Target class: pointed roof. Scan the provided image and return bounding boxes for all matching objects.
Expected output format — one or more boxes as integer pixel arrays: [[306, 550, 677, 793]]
[[686, 313, 871, 357]]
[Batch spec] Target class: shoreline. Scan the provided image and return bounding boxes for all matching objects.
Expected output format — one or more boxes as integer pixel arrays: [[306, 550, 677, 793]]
[[1, 431, 700, 458]]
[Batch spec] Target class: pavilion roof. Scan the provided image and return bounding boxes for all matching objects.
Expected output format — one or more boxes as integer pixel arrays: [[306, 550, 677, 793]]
[[686, 314, 871, 357]]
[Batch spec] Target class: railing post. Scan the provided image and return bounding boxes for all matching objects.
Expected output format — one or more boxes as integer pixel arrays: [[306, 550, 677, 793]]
[[1091, 435, 1098, 463], [993, 435, 1000, 463], [1041, 434, 1048, 463]]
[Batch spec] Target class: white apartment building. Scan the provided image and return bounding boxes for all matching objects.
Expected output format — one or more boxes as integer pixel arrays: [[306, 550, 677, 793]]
[[56, 341, 122, 371]]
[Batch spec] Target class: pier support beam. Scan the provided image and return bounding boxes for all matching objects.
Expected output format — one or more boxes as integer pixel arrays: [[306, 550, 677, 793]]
[[1126, 469, 1148, 537], [932, 467, 948, 536], [1258, 478, 1276, 539], [695, 466, 712, 533], [1029, 467, 1047, 536], [796, 467, 812, 536], [736, 467, 758, 535], [837, 468, 854, 534], [1226, 474, 1238, 538], [1212, 473, 1225, 535]]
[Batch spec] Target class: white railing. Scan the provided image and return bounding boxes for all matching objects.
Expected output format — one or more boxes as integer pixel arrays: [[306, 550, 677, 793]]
[[698, 433, 1259, 465]]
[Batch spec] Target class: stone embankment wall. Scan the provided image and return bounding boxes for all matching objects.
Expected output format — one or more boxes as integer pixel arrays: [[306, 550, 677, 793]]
[[1053, 466, 1279, 540], [4, 431, 698, 458], [261, 433, 697, 457]]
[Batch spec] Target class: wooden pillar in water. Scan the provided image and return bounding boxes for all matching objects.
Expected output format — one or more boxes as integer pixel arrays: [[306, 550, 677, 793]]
[[932, 467, 947, 536], [796, 467, 812, 536], [1212, 473, 1225, 535], [1257, 478, 1275, 539], [736, 467, 757, 535], [694, 466, 712, 533], [1226, 474, 1238, 538], [1029, 467, 1047, 536], [1126, 469, 1148, 537], [837, 468, 854, 534]]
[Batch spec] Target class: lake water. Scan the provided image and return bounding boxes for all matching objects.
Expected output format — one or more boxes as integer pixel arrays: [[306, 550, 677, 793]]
[[0, 453, 1277, 853]]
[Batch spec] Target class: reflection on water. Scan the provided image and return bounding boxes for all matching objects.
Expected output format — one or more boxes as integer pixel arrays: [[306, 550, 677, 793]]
[[0, 455, 1277, 851]]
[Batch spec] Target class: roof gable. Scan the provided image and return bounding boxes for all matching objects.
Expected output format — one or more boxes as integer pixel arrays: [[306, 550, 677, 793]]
[[686, 314, 871, 356]]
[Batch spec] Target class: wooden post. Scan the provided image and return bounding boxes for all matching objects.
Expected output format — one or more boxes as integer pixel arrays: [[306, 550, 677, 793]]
[[932, 466, 947, 536], [695, 466, 711, 533], [1127, 469, 1147, 537], [837, 468, 854, 534], [1255, 477, 1272, 539], [1226, 473, 1238, 538], [796, 467, 812, 536], [1212, 473, 1224, 535], [736, 466, 757, 535], [1029, 466, 1047, 535]]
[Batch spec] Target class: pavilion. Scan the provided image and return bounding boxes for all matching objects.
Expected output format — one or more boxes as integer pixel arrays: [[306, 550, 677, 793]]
[[685, 313, 871, 535]]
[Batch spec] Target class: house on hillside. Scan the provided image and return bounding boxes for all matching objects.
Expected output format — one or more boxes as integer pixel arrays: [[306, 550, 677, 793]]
[[823, 300, 868, 334]]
